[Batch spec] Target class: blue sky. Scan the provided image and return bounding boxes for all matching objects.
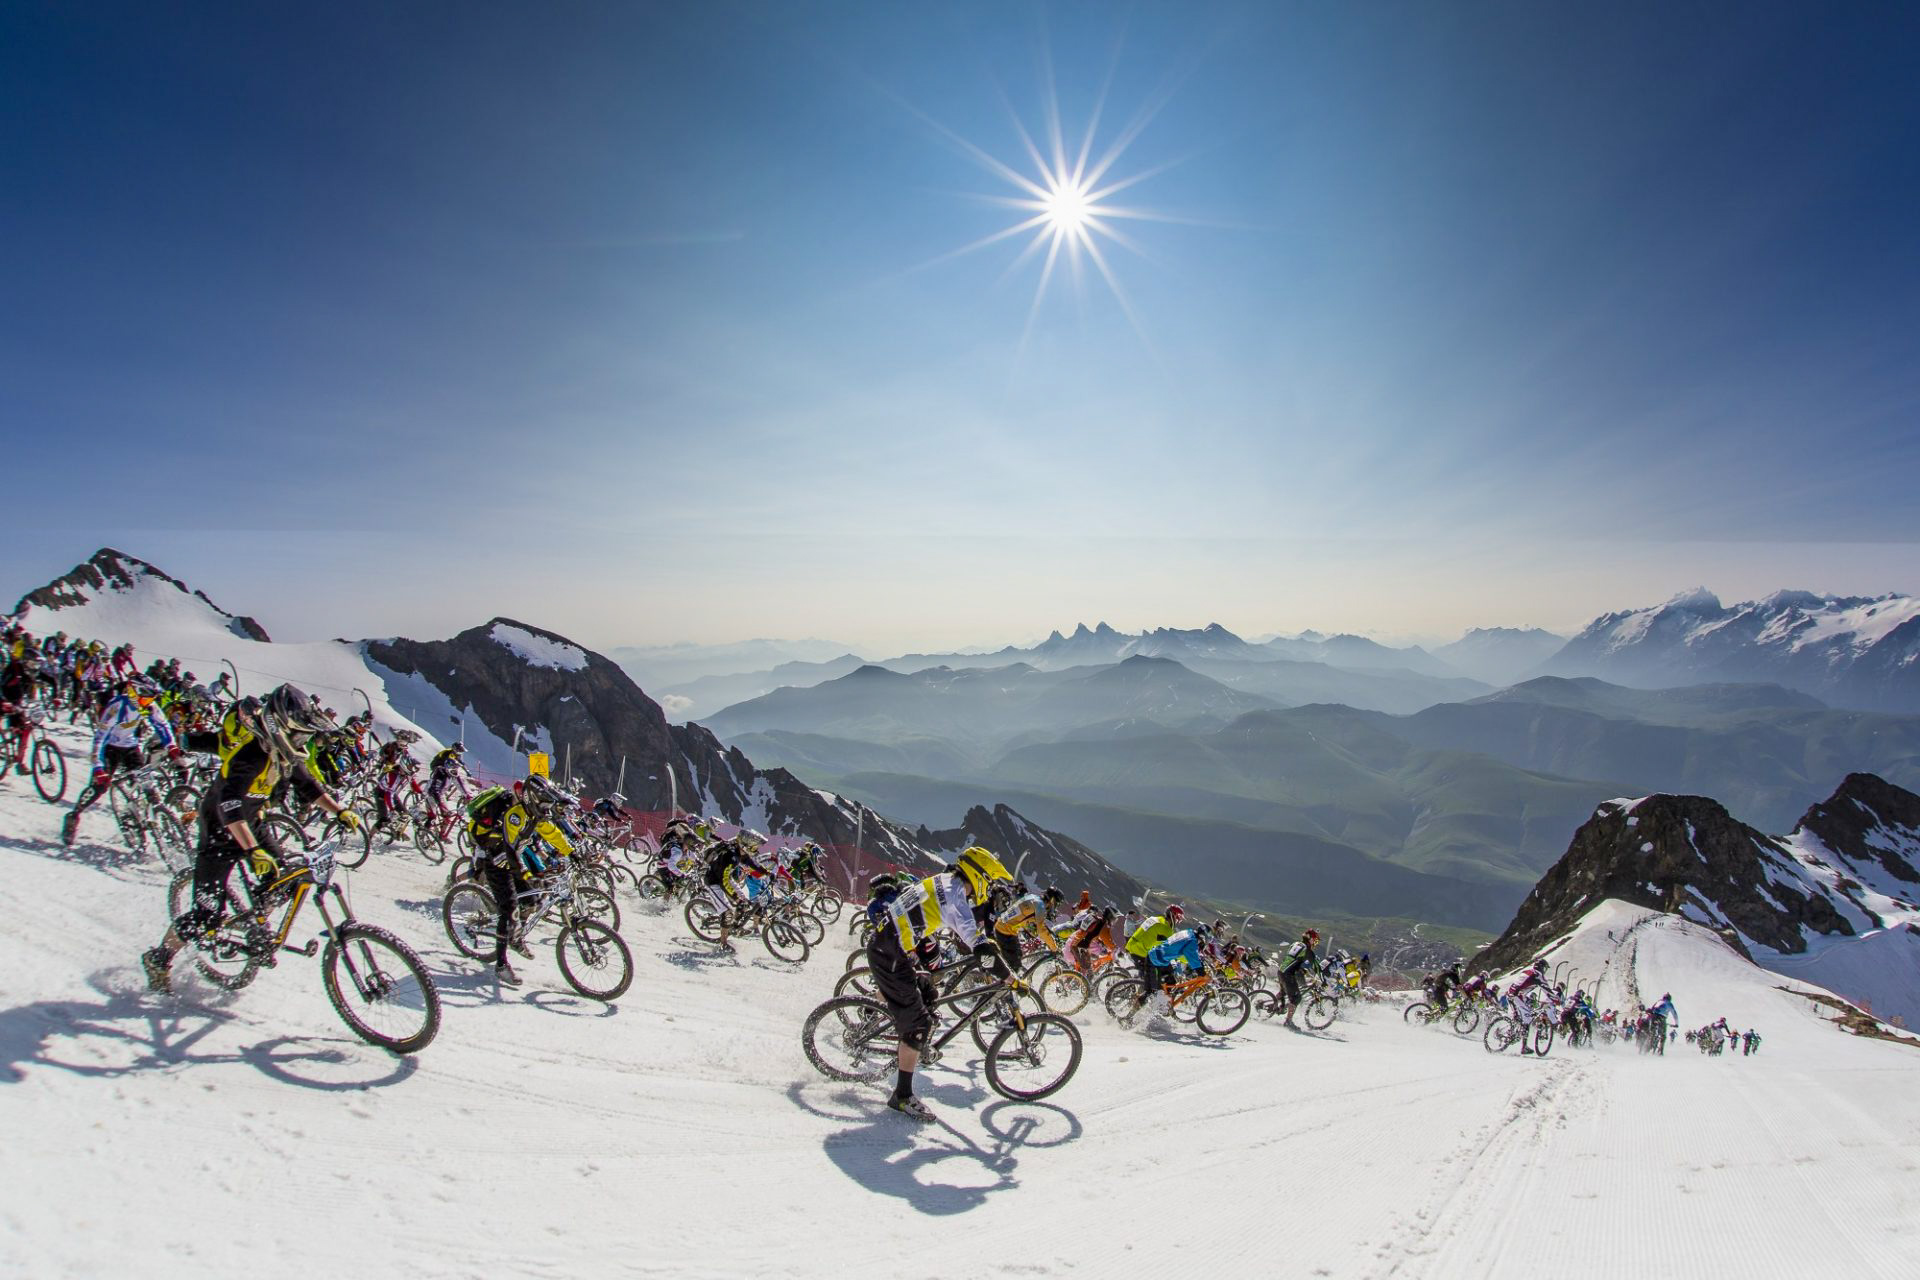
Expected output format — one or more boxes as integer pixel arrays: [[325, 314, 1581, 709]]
[[3, 2, 1917, 652]]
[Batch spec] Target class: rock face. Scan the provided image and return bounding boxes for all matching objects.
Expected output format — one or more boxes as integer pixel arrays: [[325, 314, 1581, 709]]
[[15, 548, 271, 641], [1791, 773, 1920, 900], [1542, 588, 1920, 712], [363, 618, 1144, 894], [1474, 792, 1858, 972], [918, 804, 1144, 907]]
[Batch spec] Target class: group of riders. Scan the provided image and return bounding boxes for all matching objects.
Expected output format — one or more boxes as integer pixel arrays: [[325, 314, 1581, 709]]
[[1416, 960, 1757, 1057], [7, 617, 1768, 1124]]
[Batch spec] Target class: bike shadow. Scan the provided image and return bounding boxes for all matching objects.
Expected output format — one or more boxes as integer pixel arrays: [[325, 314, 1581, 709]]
[[0, 830, 161, 881], [786, 1080, 1034, 1216], [427, 966, 618, 1017], [659, 944, 741, 972], [0, 969, 418, 1091], [1140, 1019, 1237, 1050]]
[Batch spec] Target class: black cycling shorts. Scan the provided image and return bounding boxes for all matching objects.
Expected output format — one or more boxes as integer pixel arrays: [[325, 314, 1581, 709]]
[[866, 933, 937, 1051]]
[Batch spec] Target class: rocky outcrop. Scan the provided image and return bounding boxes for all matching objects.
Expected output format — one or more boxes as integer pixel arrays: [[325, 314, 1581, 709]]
[[918, 804, 1145, 906], [1794, 773, 1920, 887], [15, 548, 271, 641], [1474, 792, 1856, 972]]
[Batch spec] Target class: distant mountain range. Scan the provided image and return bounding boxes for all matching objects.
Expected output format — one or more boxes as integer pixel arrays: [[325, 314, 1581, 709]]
[[1542, 588, 1920, 711]]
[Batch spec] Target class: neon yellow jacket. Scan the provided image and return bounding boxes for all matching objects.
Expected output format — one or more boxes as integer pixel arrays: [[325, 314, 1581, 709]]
[[1125, 915, 1175, 958]]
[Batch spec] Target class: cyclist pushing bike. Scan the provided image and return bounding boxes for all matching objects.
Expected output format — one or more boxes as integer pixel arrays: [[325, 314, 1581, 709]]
[[865, 845, 1020, 1122], [141, 684, 361, 993]]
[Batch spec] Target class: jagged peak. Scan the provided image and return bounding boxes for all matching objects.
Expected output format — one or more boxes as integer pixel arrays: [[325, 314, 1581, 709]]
[[1660, 586, 1722, 612], [16, 547, 270, 641]]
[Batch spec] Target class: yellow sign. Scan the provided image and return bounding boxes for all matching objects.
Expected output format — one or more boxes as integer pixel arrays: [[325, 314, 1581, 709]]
[[527, 751, 550, 778]]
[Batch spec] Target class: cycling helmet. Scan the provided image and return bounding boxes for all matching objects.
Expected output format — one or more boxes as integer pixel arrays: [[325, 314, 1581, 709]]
[[605, 791, 626, 806], [1304, 929, 1320, 943], [1166, 905, 1186, 923], [952, 845, 1012, 905], [259, 684, 328, 763]]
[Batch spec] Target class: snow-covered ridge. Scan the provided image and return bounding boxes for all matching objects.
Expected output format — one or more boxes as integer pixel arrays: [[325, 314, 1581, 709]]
[[489, 621, 588, 672]]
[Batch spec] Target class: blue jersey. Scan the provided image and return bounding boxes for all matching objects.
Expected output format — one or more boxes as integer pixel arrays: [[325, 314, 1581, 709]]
[[91, 694, 176, 767], [1147, 929, 1203, 973]]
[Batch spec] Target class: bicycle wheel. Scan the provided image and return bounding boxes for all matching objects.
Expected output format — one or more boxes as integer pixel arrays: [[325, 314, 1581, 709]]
[[330, 811, 374, 869], [1452, 1004, 1482, 1036], [167, 867, 265, 990], [761, 916, 811, 964], [791, 908, 826, 948], [971, 984, 1045, 1055], [684, 897, 726, 943], [1483, 1016, 1519, 1054], [574, 885, 621, 932], [322, 923, 441, 1054], [1403, 1001, 1432, 1025], [1170, 988, 1202, 1023], [442, 882, 498, 961], [801, 996, 896, 1083], [1038, 967, 1092, 1017], [29, 738, 67, 802], [635, 873, 668, 903], [985, 1013, 1082, 1101], [412, 814, 449, 865], [555, 919, 633, 1000], [1531, 1021, 1555, 1057], [1304, 995, 1338, 1031], [154, 809, 195, 874], [1104, 978, 1145, 1026], [1197, 987, 1252, 1036], [844, 947, 867, 972], [163, 781, 199, 818], [810, 888, 843, 924]]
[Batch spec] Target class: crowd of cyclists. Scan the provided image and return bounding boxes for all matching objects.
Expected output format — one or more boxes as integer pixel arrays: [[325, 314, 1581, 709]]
[[3, 614, 1767, 1120]]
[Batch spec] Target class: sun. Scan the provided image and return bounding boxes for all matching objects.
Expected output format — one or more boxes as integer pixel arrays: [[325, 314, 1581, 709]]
[[1041, 178, 1094, 234]]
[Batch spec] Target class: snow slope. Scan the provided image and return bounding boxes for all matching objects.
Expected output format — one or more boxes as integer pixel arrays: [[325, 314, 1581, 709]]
[[4, 725, 1917, 1280], [19, 558, 449, 756]]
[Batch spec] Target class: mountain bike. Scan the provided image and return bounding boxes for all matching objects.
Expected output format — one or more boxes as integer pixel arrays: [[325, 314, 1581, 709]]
[[102, 760, 199, 870], [442, 860, 634, 1000], [1, 706, 69, 802], [163, 840, 441, 1054], [685, 890, 811, 963], [1483, 1005, 1555, 1056], [802, 968, 1081, 1101], [1104, 967, 1252, 1035]]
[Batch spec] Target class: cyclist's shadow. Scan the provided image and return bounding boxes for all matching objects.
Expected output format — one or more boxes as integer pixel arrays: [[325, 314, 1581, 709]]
[[0, 969, 417, 1091], [788, 1080, 1082, 1216]]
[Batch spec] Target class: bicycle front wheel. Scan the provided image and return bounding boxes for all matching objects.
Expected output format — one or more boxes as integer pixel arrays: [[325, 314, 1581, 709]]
[[1304, 995, 1338, 1031], [1197, 987, 1251, 1036], [684, 897, 726, 943], [810, 888, 844, 924], [1531, 1021, 1555, 1057], [1038, 967, 1092, 1017], [1452, 1004, 1482, 1036], [792, 908, 826, 948], [29, 738, 67, 802], [985, 1013, 1082, 1101], [323, 923, 441, 1054], [802, 996, 896, 1082], [556, 919, 633, 1000], [442, 882, 498, 961], [1483, 1016, 1519, 1054], [762, 916, 811, 964]]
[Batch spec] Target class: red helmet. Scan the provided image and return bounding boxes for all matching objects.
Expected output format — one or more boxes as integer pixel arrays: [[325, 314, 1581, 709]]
[[1304, 929, 1320, 943], [1167, 905, 1185, 923]]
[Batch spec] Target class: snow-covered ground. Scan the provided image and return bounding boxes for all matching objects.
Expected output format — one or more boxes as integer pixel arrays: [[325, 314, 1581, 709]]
[[3, 722, 1918, 1279]]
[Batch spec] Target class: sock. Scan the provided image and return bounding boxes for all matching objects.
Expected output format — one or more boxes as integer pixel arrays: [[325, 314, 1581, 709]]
[[893, 1068, 913, 1101]]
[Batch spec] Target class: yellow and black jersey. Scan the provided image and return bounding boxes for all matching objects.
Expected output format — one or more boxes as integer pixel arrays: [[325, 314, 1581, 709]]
[[211, 709, 326, 804]]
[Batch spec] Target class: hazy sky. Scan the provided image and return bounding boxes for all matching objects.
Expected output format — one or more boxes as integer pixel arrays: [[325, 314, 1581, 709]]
[[4, 2, 1917, 654]]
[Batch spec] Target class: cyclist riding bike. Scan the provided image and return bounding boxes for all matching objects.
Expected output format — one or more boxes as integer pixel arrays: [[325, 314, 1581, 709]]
[[141, 684, 361, 993], [1275, 929, 1321, 1028], [1142, 925, 1205, 1015], [465, 776, 572, 987], [1504, 960, 1555, 1054], [1, 642, 40, 775], [701, 832, 772, 951], [427, 741, 471, 809], [865, 845, 1019, 1123], [61, 677, 185, 846], [1123, 905, 1186, 1008], [993, 883, 1063, 954]]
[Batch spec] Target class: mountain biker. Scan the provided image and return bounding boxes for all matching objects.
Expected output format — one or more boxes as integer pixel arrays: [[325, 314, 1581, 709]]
[[464, 776, 573, 987], [1, 642, 39, 774], [427, 741, 470, 808], [865, 846, 1016, 1123], [1124, 905, 1186, 1007], [1428, 962, 1463, 1012], [1143, 926, 1205, 1015], [141, 685, 361, 993], [1276, 929, 1321, 1028], [993, 883, 1062, 953], [1065, 906, 1116, 973], [61, 677, 185, 845], [702, 831, 772, 951], [788, 840, 822, 886], [1504, 960, 1554, 1054]]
